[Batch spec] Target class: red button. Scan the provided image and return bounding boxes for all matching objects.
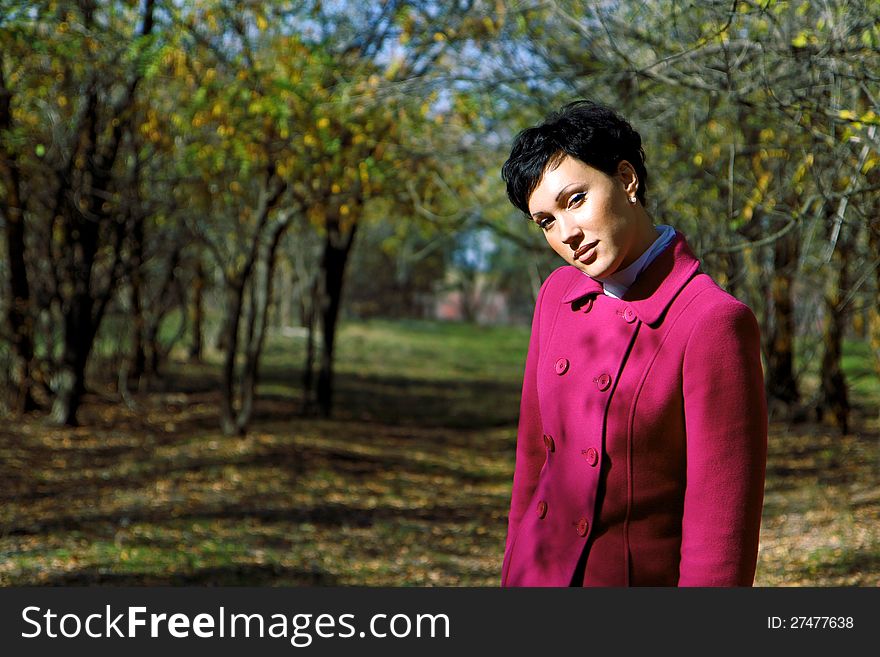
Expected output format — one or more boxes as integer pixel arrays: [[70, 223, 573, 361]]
[[537, 500, 548, 519], [582, 447, 599, 467], [576, 517, 589, 537], [596, 373, 611, 391], [543, 434, 555, 452], [623, 306, 636, 323], [555, 358, 569, 375]]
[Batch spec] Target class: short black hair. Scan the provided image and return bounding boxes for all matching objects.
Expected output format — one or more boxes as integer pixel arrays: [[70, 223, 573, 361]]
[[501, 100, 648, 216]]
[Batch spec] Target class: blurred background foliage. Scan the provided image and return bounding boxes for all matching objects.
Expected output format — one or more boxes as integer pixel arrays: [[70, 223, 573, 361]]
[[0, 0, 878, 585]]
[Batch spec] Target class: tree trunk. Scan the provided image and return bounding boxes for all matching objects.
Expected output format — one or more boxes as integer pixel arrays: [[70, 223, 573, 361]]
[[740, 243, 765, 337], [237, 277, 262, 433], [766, 225, 800, 405], [0, 58, 36, 412], [49, 0, 156, 426], [234, 219, 289, 433], [302, 274, 319, 408], [50, 290, 98, 426], [458, 274, 479, 323], [189, 255, 204, 362], [219, 280, 246, 436], [129, 215, 147, 383], [142, 248, 183, 380], [867, 215, 880, 420], [218, 217, 290, 435], [276, 261, 292, 330], [50, 86, 102, 426], [316, 219, 358, 417], [817, 212, 850, 433], [716, 248, 739, 299], [214, 169, 286, 434]]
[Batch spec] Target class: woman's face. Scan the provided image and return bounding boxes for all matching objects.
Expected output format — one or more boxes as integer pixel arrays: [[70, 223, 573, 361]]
[[527, 155, 654, 280]]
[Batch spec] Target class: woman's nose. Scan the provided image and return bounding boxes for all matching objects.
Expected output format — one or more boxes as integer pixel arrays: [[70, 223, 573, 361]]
[[558, 215, 582, 246]]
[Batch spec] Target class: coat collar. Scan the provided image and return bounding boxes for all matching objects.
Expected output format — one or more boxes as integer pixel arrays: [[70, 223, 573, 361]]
[[560, 231, 701, 326]]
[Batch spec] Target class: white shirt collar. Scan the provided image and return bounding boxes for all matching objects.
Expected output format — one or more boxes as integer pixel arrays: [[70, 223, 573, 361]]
[[596, 224, 677, 299]]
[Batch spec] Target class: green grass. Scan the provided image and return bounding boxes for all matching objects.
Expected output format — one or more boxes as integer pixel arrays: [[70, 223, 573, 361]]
[[1, 318, 878, 586], [261, 318, 530, 382], [841, 340, 880, 402], [794, 336, 880, 407]]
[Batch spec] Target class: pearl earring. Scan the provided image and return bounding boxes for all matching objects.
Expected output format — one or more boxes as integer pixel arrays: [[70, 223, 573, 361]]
[[629, 196, 637, 204]]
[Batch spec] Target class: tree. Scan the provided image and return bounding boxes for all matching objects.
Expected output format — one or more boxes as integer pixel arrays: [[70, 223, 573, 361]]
[[489, 0, 880, 427], [0, 43, 34, 412], [280, 0, 503, 415], [0, 0, 163, 425]]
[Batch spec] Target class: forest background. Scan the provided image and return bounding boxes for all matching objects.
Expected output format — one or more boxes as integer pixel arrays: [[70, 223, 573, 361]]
[[0, 0, 877, 585]]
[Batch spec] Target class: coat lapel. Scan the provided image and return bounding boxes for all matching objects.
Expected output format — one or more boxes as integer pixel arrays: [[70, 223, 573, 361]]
[[558, 231, 701, 326], [623, 231, 701, 326]]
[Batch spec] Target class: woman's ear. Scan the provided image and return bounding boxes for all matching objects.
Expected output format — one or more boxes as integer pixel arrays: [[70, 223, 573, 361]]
[[617, 160, 639, 200]]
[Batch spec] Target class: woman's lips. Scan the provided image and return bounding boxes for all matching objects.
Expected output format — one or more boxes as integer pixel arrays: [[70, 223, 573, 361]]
[[574, 240, 599, 262]]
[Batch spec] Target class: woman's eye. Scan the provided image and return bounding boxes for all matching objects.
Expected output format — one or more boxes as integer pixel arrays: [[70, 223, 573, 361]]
[[538, 216, 555, 230], [568, 192, 586, 208]]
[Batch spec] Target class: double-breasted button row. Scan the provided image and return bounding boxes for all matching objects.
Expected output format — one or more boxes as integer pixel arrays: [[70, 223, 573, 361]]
[[543, 433, 555, 452], [556, 359, 612, 386], [536, 501, 589, 535], [536, 503, 589, 536], [581, 447, 599, 467]]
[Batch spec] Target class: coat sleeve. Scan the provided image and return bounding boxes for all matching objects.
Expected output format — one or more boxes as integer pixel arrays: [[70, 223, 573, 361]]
[[502, 274, 555, 566], [678, 299, 768, 586]]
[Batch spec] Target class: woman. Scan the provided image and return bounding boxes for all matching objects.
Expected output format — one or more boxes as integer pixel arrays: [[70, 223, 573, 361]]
[[499, 100, 767, 587]]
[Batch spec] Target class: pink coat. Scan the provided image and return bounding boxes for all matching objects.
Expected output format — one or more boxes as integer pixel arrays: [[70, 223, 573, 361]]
[[501, 232, 767, 586]]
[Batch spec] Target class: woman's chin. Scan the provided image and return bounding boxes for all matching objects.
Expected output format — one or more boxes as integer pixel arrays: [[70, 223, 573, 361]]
[[576, 259, 612, 280]]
